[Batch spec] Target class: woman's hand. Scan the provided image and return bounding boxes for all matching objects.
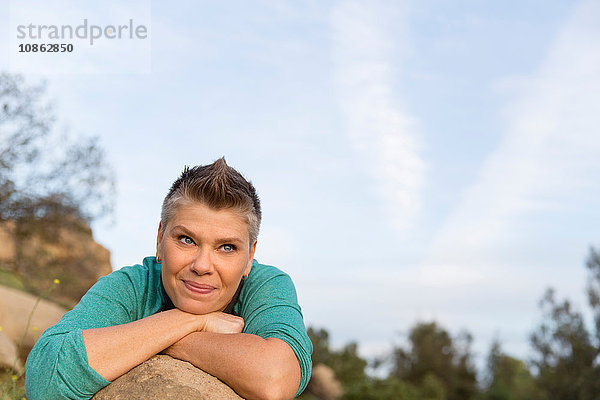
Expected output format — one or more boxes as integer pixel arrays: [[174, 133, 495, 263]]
[[199, 312, 245, 334], [162, 312, 244, 359], [161, 312, 244, 362]]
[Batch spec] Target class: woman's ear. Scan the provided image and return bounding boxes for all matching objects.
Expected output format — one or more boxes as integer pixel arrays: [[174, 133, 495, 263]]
[[244, 240, 257, 276], [156, 221, 163, 260]]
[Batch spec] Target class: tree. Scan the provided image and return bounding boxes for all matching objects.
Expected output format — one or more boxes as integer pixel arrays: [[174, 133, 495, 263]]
[[308, 327, 333, 367], [307, 327, 368, 385], [586, 247, 600, 346], [391, 322, 478, 400], [341, 377, 422, 400], [0, 72, 114, 225], [307, 327, 392, 400], [0, 72, 115, 302], [481, 340, 539, 400], [529, 247, 600, 399]]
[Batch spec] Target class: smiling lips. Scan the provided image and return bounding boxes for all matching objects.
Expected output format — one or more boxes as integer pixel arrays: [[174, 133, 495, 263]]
[[183, 280, 216, 295]]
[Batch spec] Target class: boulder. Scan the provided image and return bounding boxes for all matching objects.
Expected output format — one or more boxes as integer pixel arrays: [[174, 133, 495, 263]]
[[306, 364, 342, 400], [92, 355, 244, 400], [0, 284, 68, 367], [0, 219, 112, 308], [0, 330, 21, 370]]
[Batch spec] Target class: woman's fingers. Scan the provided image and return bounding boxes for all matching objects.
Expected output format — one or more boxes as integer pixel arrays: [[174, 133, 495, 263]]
[[200, 312, 244, 334]]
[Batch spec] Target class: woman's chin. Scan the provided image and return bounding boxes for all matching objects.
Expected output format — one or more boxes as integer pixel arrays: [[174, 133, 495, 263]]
[[177, 300, 218, 315]]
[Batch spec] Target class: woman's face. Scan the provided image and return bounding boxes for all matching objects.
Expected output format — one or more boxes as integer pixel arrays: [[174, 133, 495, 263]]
[[157, 202, 256, 315]]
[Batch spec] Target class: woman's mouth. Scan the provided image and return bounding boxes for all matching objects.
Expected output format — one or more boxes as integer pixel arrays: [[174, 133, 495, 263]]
[[182, 280, 216, 295]]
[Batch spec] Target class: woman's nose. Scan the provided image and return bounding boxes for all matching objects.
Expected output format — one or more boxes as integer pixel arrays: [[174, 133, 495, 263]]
[[190, 249, 214, 275]]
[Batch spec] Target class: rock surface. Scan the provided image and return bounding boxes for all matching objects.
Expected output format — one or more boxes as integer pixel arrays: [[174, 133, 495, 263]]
[[0, 330, 21, 370], [0, 284, 68, 369], [92, 355, 244, 400], [0, 219, 112, 308], [306, 364, 343, 400]]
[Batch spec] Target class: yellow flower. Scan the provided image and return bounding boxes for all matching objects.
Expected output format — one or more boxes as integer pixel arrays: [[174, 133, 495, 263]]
[[54, 278, 60, 285], [33, 326, 39, 331], [11, 375, 18, 381]]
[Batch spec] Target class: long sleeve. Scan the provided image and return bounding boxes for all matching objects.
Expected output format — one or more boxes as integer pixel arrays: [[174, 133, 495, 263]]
[[25, 259, 163, 400], [25, 328, 110, 399], [236, 261, 313, 397]]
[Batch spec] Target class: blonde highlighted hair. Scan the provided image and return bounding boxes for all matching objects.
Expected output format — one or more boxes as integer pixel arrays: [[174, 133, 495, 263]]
[[160, 157, 261, 243]]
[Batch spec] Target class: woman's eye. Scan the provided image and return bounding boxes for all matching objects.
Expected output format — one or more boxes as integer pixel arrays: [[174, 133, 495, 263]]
[[179, 236, 194, 245], [221, 244, 235, 252]]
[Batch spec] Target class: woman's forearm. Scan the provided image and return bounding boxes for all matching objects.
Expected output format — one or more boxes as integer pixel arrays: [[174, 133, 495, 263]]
[[163, 332, 301, 400], [82, 309, 201, 381]]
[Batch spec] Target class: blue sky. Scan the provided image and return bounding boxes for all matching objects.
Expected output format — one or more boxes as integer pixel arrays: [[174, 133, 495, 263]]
[[2, 0, 599, 371]]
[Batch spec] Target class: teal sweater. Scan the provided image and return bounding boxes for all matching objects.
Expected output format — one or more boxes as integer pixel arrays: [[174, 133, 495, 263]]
[[25, 257, 312, 399]]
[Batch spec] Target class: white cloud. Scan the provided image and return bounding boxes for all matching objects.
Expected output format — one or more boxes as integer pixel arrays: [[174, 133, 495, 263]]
[[331, 0, 426, 233], [419, 264, 485, 287], [422, 0, 600, 285]]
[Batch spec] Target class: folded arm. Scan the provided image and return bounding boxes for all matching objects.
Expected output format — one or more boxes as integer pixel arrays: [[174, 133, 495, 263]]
[[162, 331, 301, 400], [81, 308, 205, 381], [85, 309, 300, 400]]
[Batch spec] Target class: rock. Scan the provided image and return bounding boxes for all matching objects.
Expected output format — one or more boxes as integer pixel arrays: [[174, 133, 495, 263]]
[[0, 219, 112, 308], [93, 355, 244, 400], [306, 364, 342, 400], [0, 221, 16, 263], [0, 284, 68, 367], [0, 330, 21, 370]]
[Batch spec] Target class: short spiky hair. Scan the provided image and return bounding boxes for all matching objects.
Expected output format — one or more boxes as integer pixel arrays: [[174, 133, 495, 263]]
[[160, 158, 261, 243]]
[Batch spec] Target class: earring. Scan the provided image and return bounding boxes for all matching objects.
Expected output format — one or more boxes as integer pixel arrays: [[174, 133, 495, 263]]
[[242, 275, 248, 281], [156, 256, 161, 263]]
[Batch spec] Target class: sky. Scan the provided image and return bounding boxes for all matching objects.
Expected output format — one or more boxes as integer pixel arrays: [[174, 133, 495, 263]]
[[2, 0, 600, 374]]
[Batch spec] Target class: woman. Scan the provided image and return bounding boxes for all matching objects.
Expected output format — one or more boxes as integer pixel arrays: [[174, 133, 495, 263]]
[[25, 158, 313, 400]]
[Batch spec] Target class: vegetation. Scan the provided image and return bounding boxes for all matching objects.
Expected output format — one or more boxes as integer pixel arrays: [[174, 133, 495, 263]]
[[301, 246, 600, 400], [481, 340, 539, 400], [0, 72, 115, 306], [528, 248, 600, 400], [0, 72, 115, 398]]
